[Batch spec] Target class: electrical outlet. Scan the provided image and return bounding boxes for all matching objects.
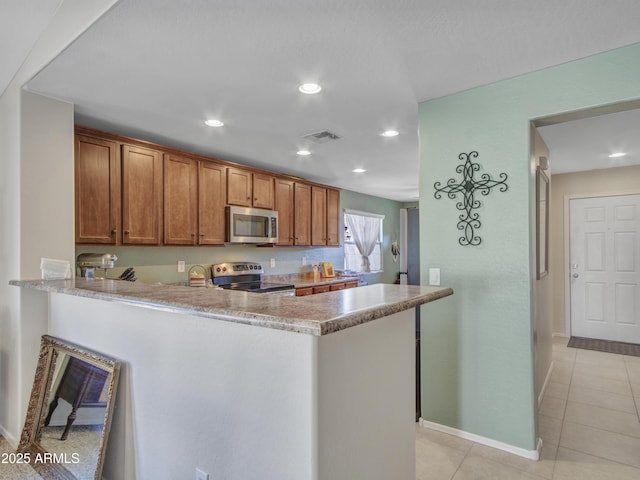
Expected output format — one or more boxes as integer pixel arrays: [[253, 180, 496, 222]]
[[429, 268, 440, 286], [195, 467, 209, 480], [270, 258, 276, 268], [302, 256, 307, 266], [178, 261, 185, 273]]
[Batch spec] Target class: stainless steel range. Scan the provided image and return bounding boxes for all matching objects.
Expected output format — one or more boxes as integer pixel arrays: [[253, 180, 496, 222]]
[[211, 262, 295, 295]]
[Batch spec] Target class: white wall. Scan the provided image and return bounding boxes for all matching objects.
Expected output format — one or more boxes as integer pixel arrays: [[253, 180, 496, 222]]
[[0, 0, 120, 442], [49, 293, 317, 480], [48, 292, 415, 480]]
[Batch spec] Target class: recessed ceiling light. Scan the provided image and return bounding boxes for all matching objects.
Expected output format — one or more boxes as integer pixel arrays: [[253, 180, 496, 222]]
[[297, 150, 311, 156], [204, 119, 224, 127], [352, 168, 366, 173], [381, 130, 399, 137], [298, 83, 322, 95], [608, 152, 627, 158]]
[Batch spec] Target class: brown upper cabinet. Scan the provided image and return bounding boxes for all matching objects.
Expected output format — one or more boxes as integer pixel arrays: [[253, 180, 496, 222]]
[[75, 127, 339, 247], [121, 145, 163, 245], [227, 167, 274, 209], [326, 188, 340, 246], [226, 167, 252, 207], [164, 155, 227, 246], [252, 173, 275, 209], [198, 162, 227, 245], [275, 178, 295, 245], [293, 183, 312, 245], [164, 154, 198, 245], [311, 186, 327, 246], [311, 186, 341, 247], [75, 134, 121, 244]]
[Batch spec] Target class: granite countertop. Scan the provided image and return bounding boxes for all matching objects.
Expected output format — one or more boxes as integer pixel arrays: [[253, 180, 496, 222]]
[[263, 273, 362, 289], [10, 279, 453, 336]]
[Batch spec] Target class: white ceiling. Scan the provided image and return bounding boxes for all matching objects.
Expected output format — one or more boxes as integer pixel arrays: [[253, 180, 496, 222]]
[[0, 0, 61, 97], [538, 108, 640, 175], [13, 0, 640, 201]]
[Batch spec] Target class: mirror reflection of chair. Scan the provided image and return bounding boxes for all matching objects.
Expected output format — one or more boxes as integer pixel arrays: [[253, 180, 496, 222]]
[[18, 335, 121, 480], [43, 355, 109, 440]]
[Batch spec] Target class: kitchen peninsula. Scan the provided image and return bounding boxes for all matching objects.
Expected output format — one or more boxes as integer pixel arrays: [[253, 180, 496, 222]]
[[11, 279, 452, 480]]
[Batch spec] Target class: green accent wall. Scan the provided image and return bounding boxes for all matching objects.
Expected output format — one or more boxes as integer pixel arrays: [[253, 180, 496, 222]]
[[77, 188, 401, 285], [418, 42, 640, 450]]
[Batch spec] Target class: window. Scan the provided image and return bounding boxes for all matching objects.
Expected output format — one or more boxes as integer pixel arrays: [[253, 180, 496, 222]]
[[344, 210, 384, 273]]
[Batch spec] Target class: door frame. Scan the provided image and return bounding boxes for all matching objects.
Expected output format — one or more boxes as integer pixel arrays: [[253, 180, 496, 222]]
[[563, 189, 640, 336]]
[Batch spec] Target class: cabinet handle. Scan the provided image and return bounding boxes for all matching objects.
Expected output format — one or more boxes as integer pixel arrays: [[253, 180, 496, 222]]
[[111, 229, 117, 235], [124, 230, 130, 234], [200, 233, 205, 236], [191, 233, 195, 236]]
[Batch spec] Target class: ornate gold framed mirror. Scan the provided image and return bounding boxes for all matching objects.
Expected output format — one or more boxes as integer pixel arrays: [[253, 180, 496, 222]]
[[18, 335, 121, 480]]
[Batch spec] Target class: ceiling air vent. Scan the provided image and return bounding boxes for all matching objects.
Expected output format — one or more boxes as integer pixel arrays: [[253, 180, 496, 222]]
[[303, 130, 342, 144]]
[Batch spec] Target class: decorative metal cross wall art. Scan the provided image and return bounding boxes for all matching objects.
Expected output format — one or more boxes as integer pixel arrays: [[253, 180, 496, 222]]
[[433, 151, 508, 246]]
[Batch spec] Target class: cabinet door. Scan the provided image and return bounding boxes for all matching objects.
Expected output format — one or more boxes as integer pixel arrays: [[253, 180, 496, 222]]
[[330, 282, 345, 291], [275, 178, 294, 245], [122, 145, 163, 245], [295, 287, 314, 297], [227, 167, 252, 206], [293, 183, 311, 245], [326, 188, 340, 246], [199, 162, 227, 245], [313, 285, 331, 294], [253, 173, 275, 209], [75, 135, 120, 244], [164, 154, 197, 245], [311, 186, 327, 246]]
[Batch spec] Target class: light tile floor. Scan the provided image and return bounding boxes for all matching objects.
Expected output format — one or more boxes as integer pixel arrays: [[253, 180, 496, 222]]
[[416, 336, 640, 479]]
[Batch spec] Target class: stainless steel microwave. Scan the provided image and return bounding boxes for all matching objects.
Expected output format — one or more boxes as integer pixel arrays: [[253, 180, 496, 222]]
[[226, 206, 278, 244]]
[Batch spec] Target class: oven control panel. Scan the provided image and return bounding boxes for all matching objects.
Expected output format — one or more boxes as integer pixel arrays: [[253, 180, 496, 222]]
[[212, 262, 264, 277]]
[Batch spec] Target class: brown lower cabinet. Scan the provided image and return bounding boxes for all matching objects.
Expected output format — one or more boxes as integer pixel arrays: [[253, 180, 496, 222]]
[[295, 281, 359, 296], [313, 285, 331, 294], [295, 287, 314, 297]]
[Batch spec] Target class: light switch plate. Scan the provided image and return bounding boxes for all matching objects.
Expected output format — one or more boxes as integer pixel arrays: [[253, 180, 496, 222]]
[[178, 261, 185, 273], [429, 268, 440, 286], [270, 258, 276, 268]]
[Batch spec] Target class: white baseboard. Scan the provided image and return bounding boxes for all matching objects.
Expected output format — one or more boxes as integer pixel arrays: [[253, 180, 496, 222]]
[[538, 360, 555, 407], [418, 419, 542, 461], [0, 424, 19, 449]]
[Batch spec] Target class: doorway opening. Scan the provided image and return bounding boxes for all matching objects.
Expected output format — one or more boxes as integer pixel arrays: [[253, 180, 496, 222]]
[[536, 103, 640, 342]]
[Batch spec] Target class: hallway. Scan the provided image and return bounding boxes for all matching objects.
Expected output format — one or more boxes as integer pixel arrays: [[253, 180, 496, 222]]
[[416, 336, 640, 479]]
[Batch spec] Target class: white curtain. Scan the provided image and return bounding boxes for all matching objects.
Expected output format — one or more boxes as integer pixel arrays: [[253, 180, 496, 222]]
[[345, 212, 381, 272]]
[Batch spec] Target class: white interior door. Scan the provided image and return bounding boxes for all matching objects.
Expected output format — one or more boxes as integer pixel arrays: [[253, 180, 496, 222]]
[[570, 194, 640, 343]]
